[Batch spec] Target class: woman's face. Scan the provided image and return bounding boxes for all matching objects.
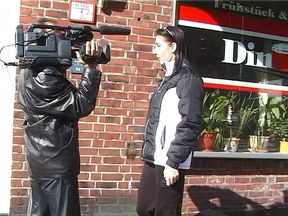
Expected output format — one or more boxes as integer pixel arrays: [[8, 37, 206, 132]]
[[153, 35, 176, 64]]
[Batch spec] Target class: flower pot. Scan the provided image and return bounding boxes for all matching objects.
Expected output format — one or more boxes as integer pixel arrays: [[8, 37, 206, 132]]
[[257, 136, 269, 151], [199, 132, 217, 151], [280, 140, 288, 153], [249, 135, 270, 152], [249, 135, 258, 152], [267, 135, 280, 152], [223, 137, 240, 152]]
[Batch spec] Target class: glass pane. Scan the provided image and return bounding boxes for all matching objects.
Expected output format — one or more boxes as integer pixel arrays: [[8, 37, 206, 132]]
[[177, 1, 288, 152]]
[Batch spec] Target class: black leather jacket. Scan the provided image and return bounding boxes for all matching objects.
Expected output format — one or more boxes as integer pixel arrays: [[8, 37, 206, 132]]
[[17, 66, 101, 178]]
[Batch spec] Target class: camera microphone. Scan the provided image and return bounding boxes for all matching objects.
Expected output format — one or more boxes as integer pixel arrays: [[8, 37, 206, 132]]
[[70, 25, 131, 35], [97, 25, 131, 35]]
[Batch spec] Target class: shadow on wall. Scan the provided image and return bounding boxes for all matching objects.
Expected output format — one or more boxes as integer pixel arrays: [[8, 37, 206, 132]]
[[188, 186, 288, 216], [101, 0, 128, 15]]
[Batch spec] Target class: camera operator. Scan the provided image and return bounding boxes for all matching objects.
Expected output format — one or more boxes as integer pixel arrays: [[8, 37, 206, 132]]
[[17, 18, 102, 216]]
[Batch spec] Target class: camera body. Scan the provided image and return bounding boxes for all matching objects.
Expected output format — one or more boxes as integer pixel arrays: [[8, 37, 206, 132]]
[[16, 25, 72, 68], [15, 24, 111, 69]]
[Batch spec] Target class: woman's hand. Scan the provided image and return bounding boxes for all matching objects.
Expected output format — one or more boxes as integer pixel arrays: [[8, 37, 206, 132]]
[[163, 164, 179, 186]]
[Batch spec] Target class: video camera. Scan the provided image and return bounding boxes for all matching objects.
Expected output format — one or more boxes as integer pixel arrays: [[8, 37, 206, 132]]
[[14, 24, 131, 68]]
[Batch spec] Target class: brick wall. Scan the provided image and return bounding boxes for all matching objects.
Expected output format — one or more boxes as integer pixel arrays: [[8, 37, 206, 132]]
[[10, 0, 288, 216], [185, 158, 288, 215]]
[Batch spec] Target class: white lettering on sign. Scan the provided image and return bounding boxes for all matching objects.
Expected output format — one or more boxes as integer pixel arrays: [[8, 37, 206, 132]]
[[222, 39, 272, 68], [214, 0, 276, 19]]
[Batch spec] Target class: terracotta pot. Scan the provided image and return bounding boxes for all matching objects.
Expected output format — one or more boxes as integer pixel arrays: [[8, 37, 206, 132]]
[[199, 132, 217, 151]]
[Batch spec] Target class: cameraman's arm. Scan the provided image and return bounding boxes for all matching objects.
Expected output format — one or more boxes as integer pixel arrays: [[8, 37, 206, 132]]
[[74, 39, 102, 117], [18, 39, 103, 120], [18, 66, 101, 120]]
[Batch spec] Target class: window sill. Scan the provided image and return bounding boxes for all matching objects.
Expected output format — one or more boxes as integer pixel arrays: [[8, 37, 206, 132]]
[[193, 151, 288, 159]]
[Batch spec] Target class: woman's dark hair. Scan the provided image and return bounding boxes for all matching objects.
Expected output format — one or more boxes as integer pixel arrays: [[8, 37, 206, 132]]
[[155, 25, 194, 77]]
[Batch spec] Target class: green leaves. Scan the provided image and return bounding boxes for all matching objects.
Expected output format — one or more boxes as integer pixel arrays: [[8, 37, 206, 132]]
[[202, 90, 235, 133]]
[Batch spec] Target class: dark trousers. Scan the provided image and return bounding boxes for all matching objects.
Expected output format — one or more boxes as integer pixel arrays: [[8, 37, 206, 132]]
[[27, 176, 81, 216], [136, 162, 185, 216]]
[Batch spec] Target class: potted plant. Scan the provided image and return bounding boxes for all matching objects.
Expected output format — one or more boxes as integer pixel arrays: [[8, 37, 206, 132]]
[[270, 118, 288, 152], [249, 93, 270, 152], [224, 94, 258, 152], [200, 90, 235, 151], [269, 97, 288, 152]]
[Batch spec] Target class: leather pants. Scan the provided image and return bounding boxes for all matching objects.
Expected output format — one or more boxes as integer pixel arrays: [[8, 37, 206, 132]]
[[27, 176, 81, 216]]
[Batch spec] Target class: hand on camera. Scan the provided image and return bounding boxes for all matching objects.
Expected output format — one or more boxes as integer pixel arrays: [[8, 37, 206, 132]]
[[76, 39, 102, 68]]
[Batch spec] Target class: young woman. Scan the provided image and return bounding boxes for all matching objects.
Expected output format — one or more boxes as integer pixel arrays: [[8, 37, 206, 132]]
[[136, 26, 205, 216]]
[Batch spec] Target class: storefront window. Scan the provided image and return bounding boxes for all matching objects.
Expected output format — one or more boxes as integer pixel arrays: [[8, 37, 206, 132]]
[[176, 1, 288, 153]]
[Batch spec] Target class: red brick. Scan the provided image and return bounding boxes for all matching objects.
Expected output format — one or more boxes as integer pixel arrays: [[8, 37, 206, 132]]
[[32, 9, 44, 16], [276, 176, 288, 182], [104, 141, 126, 148], [118, 182, 129, 188], [106, 124, 127, 132], [11, 171, 28, 178], [99, 149, 121, 156], [102, 173, 123, 180], [139, 52, 157, 61], [106, 107, 127, 116], [22, 0, 39, 7], [135, 12, 156, 21], [124, 84, 134, 91], [103, 157, 124, 164], [89, 189, 100, 196], [105, 91, 127, 100], [107, 75, 129, 83], [235, 177, 251, 183], [78, 122, 93, 130], [129, 2, 141, 10], [105, 16, 127, 25], [79, 181, 95, 188], [20, 7, 32, 15], [99, 116, 121, 124], [122, 101, 133, 109], [80, 148, 98, 156], [79, 139, 93, 147], [139, 36, 155, 44], [102, 189, 123, 196], [98, 165, 119, 172], [79, 189, 89, 196], [111, 50, 125, 57], [78, 132, 99, 139], [12, 162, 24, 170], [96, 182, 117, 188], [11, 189, 29, 196], [39, 0, 51, 8], [270, 183, 285, 190], [52, 1, 69, 10], [45, 10, 67, 19], [80, 164, 96, 172], [102, 82, 123, 90]]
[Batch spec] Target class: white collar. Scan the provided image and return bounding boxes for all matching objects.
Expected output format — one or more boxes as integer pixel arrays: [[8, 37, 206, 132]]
[[162, 60, 175, 77]]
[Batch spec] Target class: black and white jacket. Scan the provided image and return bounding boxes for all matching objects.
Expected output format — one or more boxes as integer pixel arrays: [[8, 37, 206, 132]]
[[141, 63, 204, 170]]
